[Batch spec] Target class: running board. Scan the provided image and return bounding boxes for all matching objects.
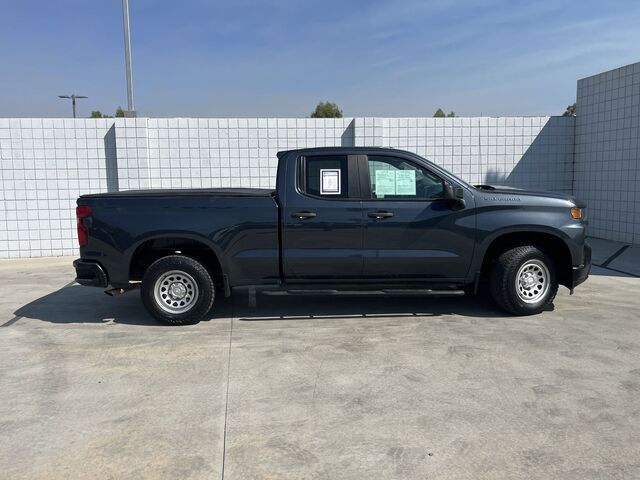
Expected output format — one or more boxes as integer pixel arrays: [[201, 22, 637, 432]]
[[262, 289, 465, 297]]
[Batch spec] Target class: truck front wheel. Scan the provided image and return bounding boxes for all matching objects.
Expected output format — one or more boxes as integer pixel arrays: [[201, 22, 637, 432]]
[[141, 255, 215, 325], [489, 246, 558, 315]]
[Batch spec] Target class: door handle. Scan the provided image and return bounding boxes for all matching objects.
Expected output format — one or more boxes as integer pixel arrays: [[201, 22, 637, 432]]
[[368, 211, 394, 219], [291, 211, 317, 219]]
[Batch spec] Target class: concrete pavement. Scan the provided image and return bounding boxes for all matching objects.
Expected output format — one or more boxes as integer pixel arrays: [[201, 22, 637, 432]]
[[0, 245, 639, 479]]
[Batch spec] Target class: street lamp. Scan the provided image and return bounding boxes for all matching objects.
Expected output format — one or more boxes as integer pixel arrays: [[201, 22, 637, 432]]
[[58, 94, 88, 118], [122, 0, 136, 116]]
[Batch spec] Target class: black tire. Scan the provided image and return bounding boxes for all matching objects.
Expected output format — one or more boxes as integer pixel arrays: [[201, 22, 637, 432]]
[[489, 246, 558, 316], [141, 255, 215, 325]]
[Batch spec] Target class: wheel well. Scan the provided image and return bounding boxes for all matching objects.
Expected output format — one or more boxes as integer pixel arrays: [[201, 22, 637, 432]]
[[480, 232, 572, 288], [129, 237, 223, 285]]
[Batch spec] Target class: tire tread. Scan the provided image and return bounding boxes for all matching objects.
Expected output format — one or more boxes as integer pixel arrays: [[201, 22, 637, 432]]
[[489, 246, 558, 315], [141, 255, 215, 325]]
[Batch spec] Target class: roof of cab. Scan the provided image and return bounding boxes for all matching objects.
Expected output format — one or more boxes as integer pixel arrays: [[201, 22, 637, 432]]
[[276, 146, 403, 159]]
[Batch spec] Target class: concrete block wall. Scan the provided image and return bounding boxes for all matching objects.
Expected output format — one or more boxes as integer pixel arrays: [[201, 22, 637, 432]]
[[1, 115, 574, 258], [574, 61, 640, 244], [377, 116, 574, 191], [0, 118, 116, 257], [141, 117, 354, 189], [119, 116, 574, 191]]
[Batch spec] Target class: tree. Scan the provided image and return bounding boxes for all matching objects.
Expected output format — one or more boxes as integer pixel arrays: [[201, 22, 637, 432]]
[[563, 102, 576, 117], [434, 108, 456, 117], [115, 106, 125, 117], [90, 110, 114, 118], [311, 101, 343, 118]]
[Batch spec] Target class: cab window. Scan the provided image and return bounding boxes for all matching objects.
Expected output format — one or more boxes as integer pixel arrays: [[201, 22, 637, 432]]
[[367, 155, 444, 200], [301, 155, 349, 198]]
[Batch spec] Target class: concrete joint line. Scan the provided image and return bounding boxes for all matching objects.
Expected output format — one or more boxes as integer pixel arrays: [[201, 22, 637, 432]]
[[220, 314, 234, 480]]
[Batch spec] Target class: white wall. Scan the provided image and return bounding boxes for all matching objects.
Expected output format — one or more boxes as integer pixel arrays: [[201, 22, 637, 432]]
[[114, 116, 574, 191], [574, 61, 640, 244], [0, 116, 574, 258], [376, 116, 574, 191], [0, 118, 116, 258]]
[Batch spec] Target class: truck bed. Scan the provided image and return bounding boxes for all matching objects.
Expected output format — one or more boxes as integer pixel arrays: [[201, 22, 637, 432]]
[[77, 189, 280, 288]]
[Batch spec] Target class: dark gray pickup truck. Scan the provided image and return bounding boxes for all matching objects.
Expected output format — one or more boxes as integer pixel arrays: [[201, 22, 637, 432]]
[[74, 147, 590, 325]]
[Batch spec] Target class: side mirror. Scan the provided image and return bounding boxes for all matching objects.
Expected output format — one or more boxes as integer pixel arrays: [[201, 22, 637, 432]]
[[443, 182, 465, 207]]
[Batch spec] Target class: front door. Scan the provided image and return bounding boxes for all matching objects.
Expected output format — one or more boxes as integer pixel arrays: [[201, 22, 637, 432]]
[[361, 154, 475, 281], [282, 154, 364, 281]]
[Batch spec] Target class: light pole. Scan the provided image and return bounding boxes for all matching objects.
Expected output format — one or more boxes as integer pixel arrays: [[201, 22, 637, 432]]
[[122, 0, 136, 116], [58, 94, 88, 118]]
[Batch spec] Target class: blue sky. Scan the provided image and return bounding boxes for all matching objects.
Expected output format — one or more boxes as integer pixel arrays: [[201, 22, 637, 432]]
[[1, 0, 639, 117]]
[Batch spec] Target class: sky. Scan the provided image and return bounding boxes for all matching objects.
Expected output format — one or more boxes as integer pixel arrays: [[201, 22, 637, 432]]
[[0, 0, 639, 118]]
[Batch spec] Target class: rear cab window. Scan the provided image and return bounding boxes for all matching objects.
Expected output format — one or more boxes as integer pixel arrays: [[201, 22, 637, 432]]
[[299, 155, 350, 199]]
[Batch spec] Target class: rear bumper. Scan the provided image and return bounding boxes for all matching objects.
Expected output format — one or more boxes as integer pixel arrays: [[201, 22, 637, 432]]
[[571, 242, 591, 290], [73, 259, 109, 287]]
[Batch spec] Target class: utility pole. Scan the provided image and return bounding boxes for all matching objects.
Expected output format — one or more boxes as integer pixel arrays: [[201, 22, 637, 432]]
[[122, 0, 136, 117], [58, 94, 88, 118]]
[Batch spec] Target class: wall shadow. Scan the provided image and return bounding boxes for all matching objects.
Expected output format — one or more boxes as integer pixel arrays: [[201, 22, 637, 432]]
[[482, 117, 574, 194], [590, 265, 639, 278], [104, 124, 119, 192], [341, 119, 355, 147]]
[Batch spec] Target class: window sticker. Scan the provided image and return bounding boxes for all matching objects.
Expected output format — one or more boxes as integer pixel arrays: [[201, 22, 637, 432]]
[[395, 170, 416, 195], [375, 169, 396, 196], [320, 169, 341, 194]]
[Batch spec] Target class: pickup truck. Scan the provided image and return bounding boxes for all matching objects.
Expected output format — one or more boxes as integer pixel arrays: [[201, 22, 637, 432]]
[[74, 147, 591, 325]]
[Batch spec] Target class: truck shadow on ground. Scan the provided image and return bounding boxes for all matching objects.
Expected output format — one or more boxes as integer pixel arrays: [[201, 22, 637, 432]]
[[12, 283, 523, 326], [232, 290, 522, 321], [12, 283, 231, 326]]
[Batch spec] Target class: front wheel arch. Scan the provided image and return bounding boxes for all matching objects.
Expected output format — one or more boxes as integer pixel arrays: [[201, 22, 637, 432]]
[[479, 231, 572, 289]]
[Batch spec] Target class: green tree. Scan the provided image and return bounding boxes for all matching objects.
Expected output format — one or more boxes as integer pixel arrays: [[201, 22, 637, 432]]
[[433, 108, 456, 117], [563, 102, 576, 117], [115, 106, 125, 117], [310, 101, 343, 118], [90, 110, 114, 118]]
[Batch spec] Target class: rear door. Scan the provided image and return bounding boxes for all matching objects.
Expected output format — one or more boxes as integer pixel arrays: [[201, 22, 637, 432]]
[[281, 154, 364, 281], [360, 154, 475, 281]]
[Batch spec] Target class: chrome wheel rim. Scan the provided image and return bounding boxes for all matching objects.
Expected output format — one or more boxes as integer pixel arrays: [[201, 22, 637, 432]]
[[515, 260, 550, 304], [153, 270, 199, 314]]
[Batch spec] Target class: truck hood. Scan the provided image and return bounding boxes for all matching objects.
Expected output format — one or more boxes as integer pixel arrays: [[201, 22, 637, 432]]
[[474, 184, 586, 208]]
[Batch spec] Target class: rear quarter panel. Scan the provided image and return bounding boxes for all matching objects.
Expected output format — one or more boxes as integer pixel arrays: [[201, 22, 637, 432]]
[[79, 195, 280, 287]]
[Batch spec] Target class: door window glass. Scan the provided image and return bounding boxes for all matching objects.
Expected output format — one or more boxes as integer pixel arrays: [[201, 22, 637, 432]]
[[367, 156, 444, 200], [303, 155, 349, 198]]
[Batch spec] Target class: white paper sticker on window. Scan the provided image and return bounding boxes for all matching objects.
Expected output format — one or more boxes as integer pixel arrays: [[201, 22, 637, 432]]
[[395, 170, 416, 195], [320, 169, 341, 194], [375, 170, 396, 196]]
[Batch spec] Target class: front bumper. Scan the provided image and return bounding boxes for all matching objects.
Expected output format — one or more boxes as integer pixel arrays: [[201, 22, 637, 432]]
[[571, 242, 591, 290], [73, 259, 109, 287]]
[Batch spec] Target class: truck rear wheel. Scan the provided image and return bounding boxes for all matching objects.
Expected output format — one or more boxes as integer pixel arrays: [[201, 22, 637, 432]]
[[489, 246, 557, 315], [141, 255, 215, 325]]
